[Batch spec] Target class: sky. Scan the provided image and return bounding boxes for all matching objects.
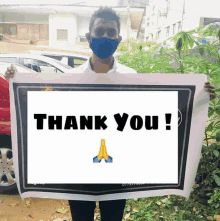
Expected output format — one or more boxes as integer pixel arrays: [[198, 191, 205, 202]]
[[0, 0, 119, 6]]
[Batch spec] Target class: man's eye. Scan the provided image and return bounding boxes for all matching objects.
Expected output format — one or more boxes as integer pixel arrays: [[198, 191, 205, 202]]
[[96, 29, 104, 37], [108, 29, 116, 37]]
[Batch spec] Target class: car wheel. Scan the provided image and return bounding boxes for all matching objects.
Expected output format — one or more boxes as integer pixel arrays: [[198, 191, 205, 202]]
[[0, 135, 17, 194]]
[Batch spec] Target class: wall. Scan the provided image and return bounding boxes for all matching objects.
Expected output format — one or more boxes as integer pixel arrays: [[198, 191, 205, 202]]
[[49, 13, 77, 50], [144, 0, 202, 44], [0, 12, 49, 24], [77, 15, 90, 38], [120, 17, 138, 41]]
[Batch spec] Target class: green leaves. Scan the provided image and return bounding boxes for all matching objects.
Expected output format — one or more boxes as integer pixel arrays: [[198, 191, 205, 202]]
[[199, 47, 205, 56], [213, 150, 219, 157], [216, 131, 220, 142], [213, 175, 220, 186], [56, 209, 68, 214], [176, 37, 183, 51]]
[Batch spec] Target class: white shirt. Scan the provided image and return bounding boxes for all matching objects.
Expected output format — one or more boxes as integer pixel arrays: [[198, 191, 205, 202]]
[[67, 57, 137, 74]]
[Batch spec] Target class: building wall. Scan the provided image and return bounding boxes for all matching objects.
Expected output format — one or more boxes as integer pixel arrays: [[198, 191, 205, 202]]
[[49, 13, 77, 50], [120, 16, 138, 41], [0, 12, 49, 24], [118, 0, 149, 7], [0, 12, 49, 41], [17, 24, 49, 40], [145, 0, 201, 44], [77, 15, 90, 41]]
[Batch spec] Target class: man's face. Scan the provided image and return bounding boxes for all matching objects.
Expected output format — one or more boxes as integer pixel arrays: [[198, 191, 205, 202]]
[[85, 17, 122, 59], [90, 17, 119, 40], [90, 18, 119, 39]]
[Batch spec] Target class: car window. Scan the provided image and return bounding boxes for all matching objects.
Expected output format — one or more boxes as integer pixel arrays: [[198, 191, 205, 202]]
[[20, 58, 33, 70], [0, 57, 19, 63], [74, 59, 86, 68], [52, 59, 73, 69], [34, 60, 63, 73]]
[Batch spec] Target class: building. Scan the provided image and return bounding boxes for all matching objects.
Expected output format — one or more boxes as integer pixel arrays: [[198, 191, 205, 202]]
[[118, 0, 149, 7], [117, 0, 149, 41], [144, 0, 220, 44], [0, 5, 144, 50]]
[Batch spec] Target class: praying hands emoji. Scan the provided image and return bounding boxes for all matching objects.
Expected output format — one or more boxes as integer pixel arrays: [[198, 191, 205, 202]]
[[93, 139, 113, 163]]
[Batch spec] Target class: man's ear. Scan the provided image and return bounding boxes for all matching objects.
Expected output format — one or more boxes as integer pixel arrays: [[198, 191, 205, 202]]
[[85, 33, 90, 42], [85, 33, 91, 48], [118, 35, 122, 44]]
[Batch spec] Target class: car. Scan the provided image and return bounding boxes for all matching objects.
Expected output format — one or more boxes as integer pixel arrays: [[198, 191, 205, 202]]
[[0, 61, 36, 194], [0, 73, 15, 193], [0, 53, 73, 74], [28, 50, 89, 68]]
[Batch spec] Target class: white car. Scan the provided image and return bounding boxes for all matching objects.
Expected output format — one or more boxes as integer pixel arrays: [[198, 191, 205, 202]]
[[0, 61, 37, 77], [28, 50, 88, 68], [0, 54, 73, 74]]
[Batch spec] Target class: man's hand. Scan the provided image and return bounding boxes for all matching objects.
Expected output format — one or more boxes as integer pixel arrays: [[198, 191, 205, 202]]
[[205, 82, 216, 100], [5, 64, 17, 82]]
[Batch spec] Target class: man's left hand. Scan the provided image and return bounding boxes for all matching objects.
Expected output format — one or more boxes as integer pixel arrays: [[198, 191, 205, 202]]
[[205, 82, 216, 100]]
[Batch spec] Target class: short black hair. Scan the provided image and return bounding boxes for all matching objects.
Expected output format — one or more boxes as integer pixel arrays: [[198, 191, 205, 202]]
[[89, 6, 121, 34]]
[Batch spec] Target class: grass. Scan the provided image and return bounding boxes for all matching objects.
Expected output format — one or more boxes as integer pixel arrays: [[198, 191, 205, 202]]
[[91, 193, 218, 221]]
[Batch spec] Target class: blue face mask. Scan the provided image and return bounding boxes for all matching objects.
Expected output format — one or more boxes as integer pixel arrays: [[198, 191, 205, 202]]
[[90, 37, 119, 59]]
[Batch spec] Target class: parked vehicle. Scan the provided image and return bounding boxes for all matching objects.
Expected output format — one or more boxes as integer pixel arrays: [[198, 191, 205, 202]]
[[0, 61, 36, 193], [0, 73, 15, 193], [28, 50, 89, 68], [0, 54, 73, 73]]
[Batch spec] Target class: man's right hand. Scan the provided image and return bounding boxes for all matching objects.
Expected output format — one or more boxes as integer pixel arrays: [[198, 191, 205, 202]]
[[5, 64, 17, 82]]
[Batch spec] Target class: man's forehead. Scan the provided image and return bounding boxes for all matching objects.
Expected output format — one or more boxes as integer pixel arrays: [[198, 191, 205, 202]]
[[92, 18, 118, 30]]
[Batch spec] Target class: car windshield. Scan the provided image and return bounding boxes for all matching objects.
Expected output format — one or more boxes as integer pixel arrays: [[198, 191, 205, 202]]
[[52, 59, 73, 69]]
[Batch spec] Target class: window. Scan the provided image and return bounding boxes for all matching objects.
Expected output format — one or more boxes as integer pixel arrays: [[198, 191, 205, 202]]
[[178, 21, 181, 32], [173, 24, 176, 35], [79, 37, 87, 42], [34, 60, 62, 73], [167, 1, 170, 12], [20, 58, 34, 70], [20, 58, 62, 73], [166, 26, 170, 37], [157, 31, 161, 40], [146, 36, 149, 42], [57, 29, 68, 41], [10, 26, 17, 35]]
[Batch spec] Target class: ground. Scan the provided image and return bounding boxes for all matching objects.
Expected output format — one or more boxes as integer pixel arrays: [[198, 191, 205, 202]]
[[0, 195, 73, 221], [0, 195, 103, 221], [0, 40, 92, 57]]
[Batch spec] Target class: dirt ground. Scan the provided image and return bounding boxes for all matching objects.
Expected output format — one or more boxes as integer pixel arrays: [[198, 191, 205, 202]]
[[0, 195, 100, 221], [0, 195, 71, 221], [0, 40, 92, 57]]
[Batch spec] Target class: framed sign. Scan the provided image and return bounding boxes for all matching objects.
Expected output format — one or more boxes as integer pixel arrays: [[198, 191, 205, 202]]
[[9, 72, 209, 201]]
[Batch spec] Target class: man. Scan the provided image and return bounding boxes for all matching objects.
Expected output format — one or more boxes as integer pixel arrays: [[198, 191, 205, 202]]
[[66, 7, 137, 74], [4, 6, 216, 221]]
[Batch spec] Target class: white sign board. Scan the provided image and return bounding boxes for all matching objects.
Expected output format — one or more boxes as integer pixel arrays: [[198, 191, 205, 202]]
[[9, 72, 209, 201]]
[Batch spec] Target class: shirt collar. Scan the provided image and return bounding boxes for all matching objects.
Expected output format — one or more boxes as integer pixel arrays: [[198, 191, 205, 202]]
[[87, 56, 118, 73]]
